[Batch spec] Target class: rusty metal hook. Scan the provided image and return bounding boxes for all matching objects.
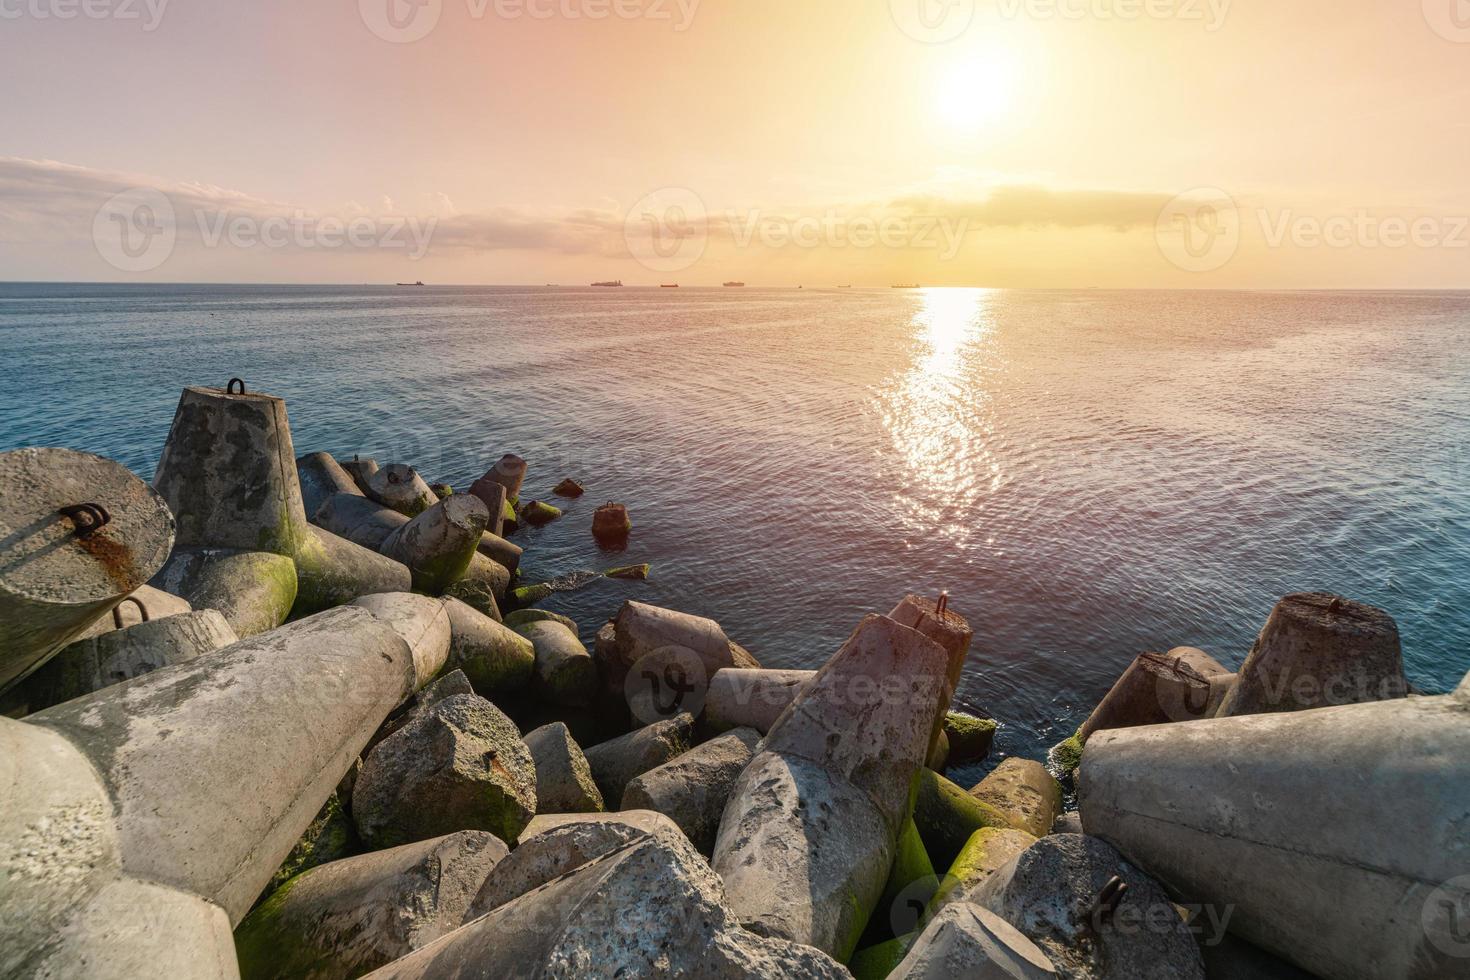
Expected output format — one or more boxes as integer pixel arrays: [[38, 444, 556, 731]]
[[112, 596, 151, 630], [227, 378, 247, 395], [58, 503, 113, 539], [1092, 875, 1129, 925], [936, 590, 950, 617]]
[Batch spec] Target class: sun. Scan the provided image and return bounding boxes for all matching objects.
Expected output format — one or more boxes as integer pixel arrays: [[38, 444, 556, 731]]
[[932, 50, 1021, 135]]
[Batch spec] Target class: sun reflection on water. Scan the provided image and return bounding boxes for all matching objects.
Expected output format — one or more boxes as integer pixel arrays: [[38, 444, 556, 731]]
[[880, 288, 1005, 544]]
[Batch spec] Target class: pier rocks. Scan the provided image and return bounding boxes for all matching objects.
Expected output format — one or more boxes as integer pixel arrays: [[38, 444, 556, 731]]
[[379, 494, 489, 596], [293, 526, 413, 616], [442, 598, 533, 697], [350, 594, 451, 691], [0, 448, 176, 694], [1078, 681, 1470, 980], [713, 612, 956, 959], [1217, 592, 1408, 717], [608, 600, 759, 694], [519, 619, 598, 707], [341, 456, 378, 494], [297, 452, 363, 519], [315, 492, 409, 551], [523, 722, 605, 814], [621, 727, 761, 856], [704, 668, 817, 734], [592, 501, 632, 544], [466, 478, 506, 537], [149, 547, 298, 638], [365, 464, 437, 518], [891, 904, 1057, 980], [7, 606, 418, 957], [473, 454, 527, 508]]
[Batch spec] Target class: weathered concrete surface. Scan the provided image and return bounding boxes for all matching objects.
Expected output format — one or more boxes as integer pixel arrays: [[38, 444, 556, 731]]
[[297, 452, 363, 520], [152, 384, 314, 558], [704, 668, 816, 735], [0, 447, 177, 693], [475, 530, 521, 575], [608, 600, 760, 692], [519, 619, 598, 707], [351, 593, 451, 691], [380, 495, 489, 596], [886, 593, 974, 756], [443, 598, 533, 696], [364, 835, 849, 980], [1218, 592, 1408, 717], [294, 525, 413, 616], [713, 750, 894, 960], [915, 768, 1011, 872], [930, 827, 1038, 916], [876, 817, 938, 941], [1207, 672, 1238, 717], [72, 584, 193, 640], [1078, 649, 1227, 742], [762, 614, 951, 832], [439, 574, 501, 622], [341, 456, 379, 494], [464, 810, 688, 919], [592, 501, 632, 543], [523, 722, 604, 815], [21, 610, 237, 712], [472, 454, 527, 507], [1051, 812, 1083, 836], [504, 608, 579, 633], [891, 903, 1056, 980], [944, 712, 998, 765], [235, 831, 508, 980], [262, 791, 360, 900], [969, 759, 1062, 840], [1079, 689, 1470, 980], [971, 835, 1204, 980], [518, 499, 562, 526], [519, 808, 685, 842], [620, 727, 760, 855], [353, 693, 537, 849], [460, 552, 511, 605], [20, 607, 416, 926], [365, 464, 437, 518], [150, 547, 298, 638], [466, 477, 506, 537], [927, 729, 950, 771], [314, 492, 410, 551], [367, 670, 476, 755], [582, 713, 694, 809]]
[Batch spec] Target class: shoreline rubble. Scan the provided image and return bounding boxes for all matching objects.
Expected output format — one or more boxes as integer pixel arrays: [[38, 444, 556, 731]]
[[0, 379, 1463, 980]]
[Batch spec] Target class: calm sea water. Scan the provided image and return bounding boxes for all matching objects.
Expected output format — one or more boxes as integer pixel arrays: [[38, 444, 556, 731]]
[[3, 283, 1468, 786]]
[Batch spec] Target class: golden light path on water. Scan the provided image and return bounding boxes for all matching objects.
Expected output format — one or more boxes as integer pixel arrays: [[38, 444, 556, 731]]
[[880, 288, 1006, 546]]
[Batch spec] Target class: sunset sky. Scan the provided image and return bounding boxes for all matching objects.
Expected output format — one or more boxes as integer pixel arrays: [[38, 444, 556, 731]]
[[4, 0, 1470, 286]]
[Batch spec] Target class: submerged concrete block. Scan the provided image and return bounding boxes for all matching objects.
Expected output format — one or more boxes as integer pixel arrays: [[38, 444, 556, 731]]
[[944, 712, 998, 766], [592, 501, 632, 544], [443, 598, 533, 697], [379, 494, 490, 596], [970, 835, 1204, 980], [969, 759, 1062, 840], [1079, 688, 1470, 980], [352, 694, 537, 850], [235, 831, 508, 980], [17, 607, 417, 927], [365, 835, 849, 980], [297, 451, 363, 520], [365, 464, 437, 518], [153, 384, 312, 557], [891, 904, 1056, 980], [351, 594, 451, 691], [704, 668, 816, 734], [523, 722, 604, 815], [150, 547, 298, 638], [458, 552, 511, 606], [1217, 592, 1408, 717], [0, 447, 176, 693], [21, 610, 237, 712], [519, 619, 598, 707], [582, 713, 694, 809], [620, 727, 760, 856]]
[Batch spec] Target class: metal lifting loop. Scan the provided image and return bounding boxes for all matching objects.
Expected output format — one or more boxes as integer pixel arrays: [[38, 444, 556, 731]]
[[227, 378, 247, 395], [58, 502, 113, 539], [112, 596, 151, 630], [935, 590, 950, 617]]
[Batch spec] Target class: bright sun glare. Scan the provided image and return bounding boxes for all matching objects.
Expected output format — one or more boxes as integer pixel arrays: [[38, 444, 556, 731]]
[[933, 52, 1020, 134]]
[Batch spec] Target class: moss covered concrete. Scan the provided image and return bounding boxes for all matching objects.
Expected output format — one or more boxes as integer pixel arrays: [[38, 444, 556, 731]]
[[912, 768, 1009, 872]]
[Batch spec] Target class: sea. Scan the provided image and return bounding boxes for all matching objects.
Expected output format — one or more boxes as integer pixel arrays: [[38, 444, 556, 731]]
[[3, 283, 1467, 788]]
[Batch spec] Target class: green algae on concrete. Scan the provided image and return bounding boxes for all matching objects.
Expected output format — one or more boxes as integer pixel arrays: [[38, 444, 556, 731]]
[[873, 817, 937, 944], [519, 500, 563, 526], [604, 564, 651, 581], [847, 931, 919, 980], [1051, 728, 1086, 774], [943, 712, 998, 765], [504, 609, 579, 634], [259, 792, 360, 902], [912, 768, 1009, 873]]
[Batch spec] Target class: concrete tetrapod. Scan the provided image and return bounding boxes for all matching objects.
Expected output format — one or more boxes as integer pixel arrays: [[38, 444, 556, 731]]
[[620, 727, 761, 856], [350, 594, 452, 692], [234, 831, 509, 980], [582, 713, 695, 809], [363, 835, 850, 980], [713, 613, 956, 960], [294, 526, 413, 617], [1078, 681, 1470, 980], [610, 601, 760, 691], [891, 903, 1057, 980], [19, 609, 238, 712], [297, 452, 363, 520], [442, 598, 533, 697], [379, 494, 490, 596], [150, 547, 298, 638], [0, 448, 177, 694], [523, 722, 604, 814], [365, 464, 437, 518], [70, 583, 193, 640], [887, 593, 975, 757], [341, 456, 378, 494], [1217, 592, 1408, 717], [466, 478, 506, 537], [518, 619, 598, 707], [704, 668, 817, 734], [472, 454, 527, 509], [3, 604, 419, 976], [314, 492, 410, 551]]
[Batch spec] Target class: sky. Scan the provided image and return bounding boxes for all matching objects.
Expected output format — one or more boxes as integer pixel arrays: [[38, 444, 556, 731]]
[[3, 0, 1470, 286]]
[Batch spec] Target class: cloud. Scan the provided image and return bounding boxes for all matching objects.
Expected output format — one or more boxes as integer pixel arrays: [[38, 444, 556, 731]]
[[891, 186, 1172, 230]]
